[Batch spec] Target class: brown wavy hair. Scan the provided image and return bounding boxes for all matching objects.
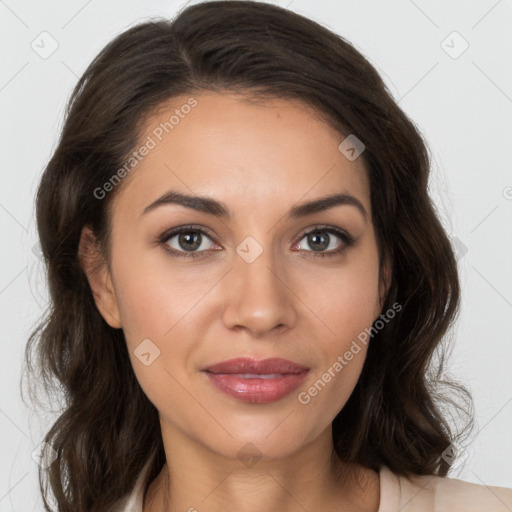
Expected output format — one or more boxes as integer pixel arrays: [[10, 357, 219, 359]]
[[23, 1, 474, 511]]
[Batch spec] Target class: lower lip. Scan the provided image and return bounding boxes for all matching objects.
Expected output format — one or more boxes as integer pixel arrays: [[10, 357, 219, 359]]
[[203, 371, 309, 404]]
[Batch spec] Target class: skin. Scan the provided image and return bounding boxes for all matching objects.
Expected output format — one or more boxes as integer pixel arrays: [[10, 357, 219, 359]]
[[80, 91, 390, 512]]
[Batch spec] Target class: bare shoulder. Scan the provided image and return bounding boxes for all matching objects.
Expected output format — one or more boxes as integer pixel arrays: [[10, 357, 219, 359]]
[[401, 472, 512, 511]]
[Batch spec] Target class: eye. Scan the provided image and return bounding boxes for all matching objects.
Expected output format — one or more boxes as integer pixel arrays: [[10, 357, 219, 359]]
[[293, 226, 355, 258], [158, 224, 355, 260], [159, 225, 218, 259]]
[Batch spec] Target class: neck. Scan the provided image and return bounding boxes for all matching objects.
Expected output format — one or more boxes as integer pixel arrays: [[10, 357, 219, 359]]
[[144, 425, 380, 512]]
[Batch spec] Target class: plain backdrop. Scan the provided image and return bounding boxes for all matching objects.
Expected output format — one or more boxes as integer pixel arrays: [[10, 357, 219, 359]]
[[1, 0, 511, 510]]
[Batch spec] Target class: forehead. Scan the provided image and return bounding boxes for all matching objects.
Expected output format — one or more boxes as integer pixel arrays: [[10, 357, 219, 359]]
[[111, 91, 371, 221]]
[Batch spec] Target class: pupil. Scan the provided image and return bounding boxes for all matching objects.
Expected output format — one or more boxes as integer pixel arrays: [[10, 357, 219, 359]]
[[309, 232, 328, 251], [179, 232, 201, 251], [177, 231, 331, 253]]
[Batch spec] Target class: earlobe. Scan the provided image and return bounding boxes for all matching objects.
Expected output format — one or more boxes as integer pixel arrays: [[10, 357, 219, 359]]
[[78, 225, 122, 329]]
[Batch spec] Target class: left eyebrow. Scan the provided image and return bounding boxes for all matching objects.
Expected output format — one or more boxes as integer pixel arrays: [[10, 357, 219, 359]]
[[287, 193, 368, 222], [140, 190, 368, 223]]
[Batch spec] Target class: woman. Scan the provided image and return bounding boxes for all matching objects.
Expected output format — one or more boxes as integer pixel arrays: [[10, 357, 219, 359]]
[[24, 1, 512, 511]]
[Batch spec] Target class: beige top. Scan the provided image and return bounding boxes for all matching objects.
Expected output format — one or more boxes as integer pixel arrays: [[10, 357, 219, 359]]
[[113, 456, 512, 512]]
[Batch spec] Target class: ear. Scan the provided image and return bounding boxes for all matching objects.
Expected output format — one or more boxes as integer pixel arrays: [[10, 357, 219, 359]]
[[78, 225, 122, 329]]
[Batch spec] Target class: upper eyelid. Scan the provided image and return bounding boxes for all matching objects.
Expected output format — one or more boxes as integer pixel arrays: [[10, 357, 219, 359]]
[[160, 224, 216, 242], [161, 224, 351, 247]]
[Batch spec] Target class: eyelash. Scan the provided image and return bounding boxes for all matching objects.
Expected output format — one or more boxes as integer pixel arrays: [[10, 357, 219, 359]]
[[158, 224, 356, 260]]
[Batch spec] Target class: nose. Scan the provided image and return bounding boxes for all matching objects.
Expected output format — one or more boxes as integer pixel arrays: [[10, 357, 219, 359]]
[[220, 243, 298, 337]]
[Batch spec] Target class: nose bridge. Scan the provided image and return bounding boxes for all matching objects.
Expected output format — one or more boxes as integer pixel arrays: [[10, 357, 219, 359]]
[[221, 233, 297, 334]]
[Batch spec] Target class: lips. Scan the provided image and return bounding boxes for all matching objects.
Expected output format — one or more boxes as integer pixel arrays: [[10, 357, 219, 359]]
[[203, 357, 309, 375], [202, 357, 310, 404]]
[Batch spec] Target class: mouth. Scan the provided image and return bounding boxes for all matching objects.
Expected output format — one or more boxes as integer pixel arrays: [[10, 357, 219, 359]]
[[202, 356, 309, 375], [201, 357, 310, 404]]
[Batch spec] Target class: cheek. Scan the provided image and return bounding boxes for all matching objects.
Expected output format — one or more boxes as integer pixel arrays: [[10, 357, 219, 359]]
[[297, 288, 373, 421], [307, 254, 381, 347], [109, 246, 209, 403], [111, 242, 205, 341], [298, 349, 366, 424], [297, 249, 380, 413]]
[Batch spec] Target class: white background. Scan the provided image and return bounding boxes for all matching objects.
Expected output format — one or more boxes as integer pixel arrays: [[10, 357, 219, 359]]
[[1, 0, 511, 510]]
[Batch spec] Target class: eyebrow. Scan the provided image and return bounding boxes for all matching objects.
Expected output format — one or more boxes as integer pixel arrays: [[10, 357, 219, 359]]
[[141, 190, 368, 222]]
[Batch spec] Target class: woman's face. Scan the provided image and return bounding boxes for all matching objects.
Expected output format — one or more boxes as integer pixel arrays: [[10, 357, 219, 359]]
[[84, 91, 388, 462]]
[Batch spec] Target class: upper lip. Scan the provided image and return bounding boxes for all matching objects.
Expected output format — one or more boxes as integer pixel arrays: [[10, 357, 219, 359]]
[[202, 357, 309, 375]]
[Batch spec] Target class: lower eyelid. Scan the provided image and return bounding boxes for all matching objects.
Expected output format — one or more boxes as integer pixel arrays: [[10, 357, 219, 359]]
[[160, 226, 354, 257], [294, 229, 355, 257]]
